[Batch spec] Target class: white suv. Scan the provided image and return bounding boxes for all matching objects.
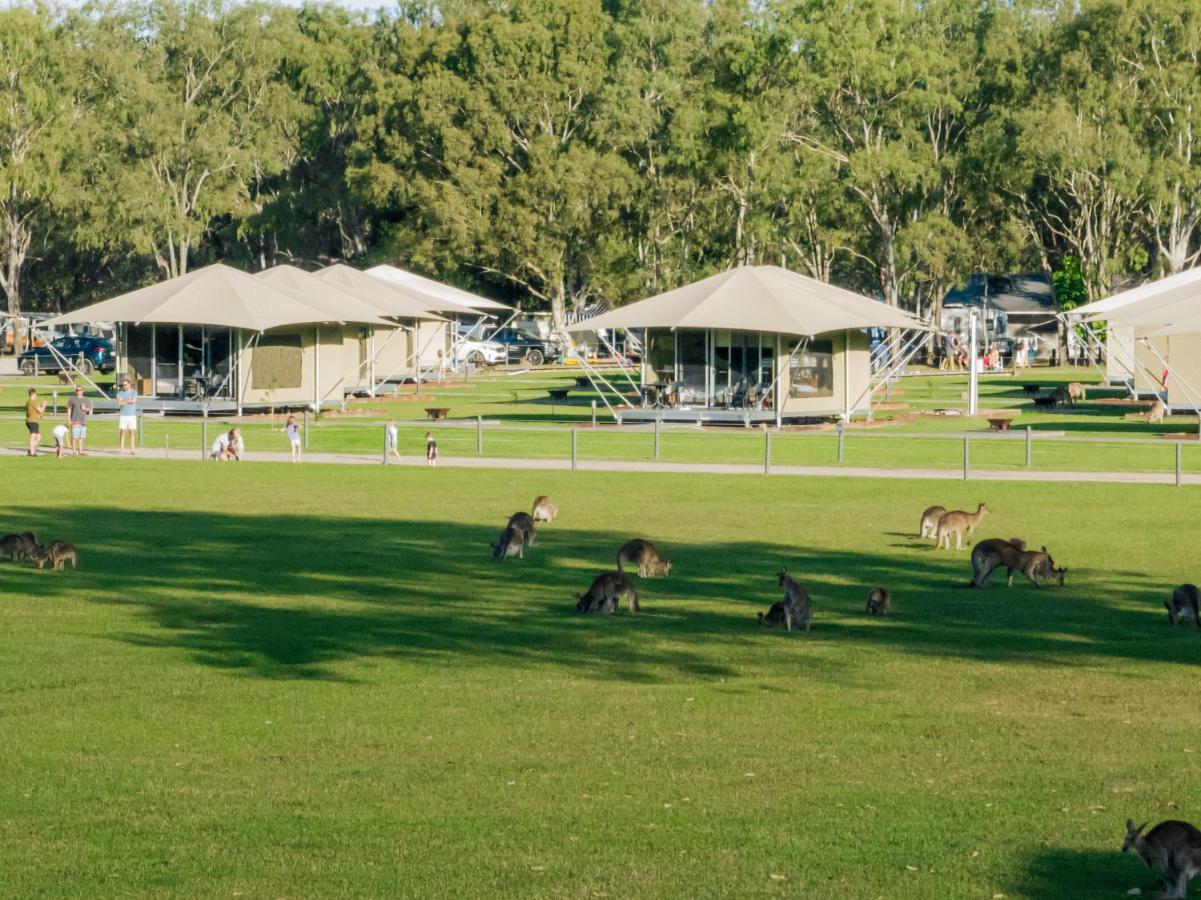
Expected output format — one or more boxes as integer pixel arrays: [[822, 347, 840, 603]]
[[453, 339, 507, 366]]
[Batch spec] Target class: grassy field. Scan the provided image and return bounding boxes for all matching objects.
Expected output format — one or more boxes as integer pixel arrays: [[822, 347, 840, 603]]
[[0, 460, 1197, 897]]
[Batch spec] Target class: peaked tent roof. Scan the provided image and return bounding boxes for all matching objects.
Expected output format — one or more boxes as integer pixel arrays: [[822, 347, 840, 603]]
[[312, 264, 456, 319], [1077, 266, 1201, 322], [255, 265, 395, 326], [567, 266, 926, 336], [41, 263, 383, 332], [366, 264, 510, 312]]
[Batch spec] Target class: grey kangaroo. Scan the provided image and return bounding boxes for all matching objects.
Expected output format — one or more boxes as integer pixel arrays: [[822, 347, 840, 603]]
[[0, 531, 37, 562], [531, 496, 559, 523], [758, 568, 812, 632], [1166, 584, 1201, 627], [865, 587, 891, 615], [935, 502, 989, 550], [575, 571, 640, 614], [616, 539, 672, 577], [506, 512, 537, 547], [918, 505, 947, 540], [969, 538, 1065, 588], [1123, 818, 1201, 899], [30, 540, 77, 571], [491, 525, 525, 560]]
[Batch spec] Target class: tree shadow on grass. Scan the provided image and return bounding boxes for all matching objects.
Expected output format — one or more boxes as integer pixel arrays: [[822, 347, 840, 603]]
[[0, 505, 1192, 682], [1008, 847, 1155, 898]]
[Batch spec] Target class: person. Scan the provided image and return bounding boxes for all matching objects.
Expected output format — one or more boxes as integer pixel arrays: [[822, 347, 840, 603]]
[[116, 377, 138, 455], [285, 415, 301, 463], [210, 427, 243, 461], [52, 424, 69, 459], [984, 345, 1000, 371], [66, 385, 92, 456], [942, 334, 959, 371], [955, 336, 969, 370], [25, 388, 46, 457], [386, 419, 401, 463], [425, 431, 437, 467]]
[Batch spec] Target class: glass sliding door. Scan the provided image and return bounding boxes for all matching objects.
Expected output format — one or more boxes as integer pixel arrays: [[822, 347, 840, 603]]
[[677, 329, 707, 405]]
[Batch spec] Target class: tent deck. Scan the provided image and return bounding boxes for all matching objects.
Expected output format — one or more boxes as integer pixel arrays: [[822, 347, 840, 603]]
[[90, 398, 283, 415], [615, 407, 846, 426]]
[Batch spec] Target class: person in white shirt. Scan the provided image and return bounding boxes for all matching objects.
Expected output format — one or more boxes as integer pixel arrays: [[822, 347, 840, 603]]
[[210, 428, 243, 461]]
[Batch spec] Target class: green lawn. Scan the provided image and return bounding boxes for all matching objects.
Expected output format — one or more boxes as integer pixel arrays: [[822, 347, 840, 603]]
[[0, 460, 1197, 897]]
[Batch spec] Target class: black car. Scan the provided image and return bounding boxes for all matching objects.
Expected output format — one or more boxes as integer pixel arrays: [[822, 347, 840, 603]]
[[489, 326, 559, 366], [19, 336, 116, 376]]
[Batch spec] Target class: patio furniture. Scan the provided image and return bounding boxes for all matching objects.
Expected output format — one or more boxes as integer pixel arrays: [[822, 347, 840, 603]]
[[424, 407, 450, 420], [986, 416, 1014, 432], [547, 388, 571, 402]]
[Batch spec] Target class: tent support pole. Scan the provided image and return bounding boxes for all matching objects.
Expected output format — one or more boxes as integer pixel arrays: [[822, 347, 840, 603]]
[[1139, 336, 1201, 432], [30, 325, 112, 398], [847, 328, 927, 416]]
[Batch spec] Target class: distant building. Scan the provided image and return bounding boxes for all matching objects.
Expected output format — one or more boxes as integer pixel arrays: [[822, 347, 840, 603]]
[[941, 274, 1060, 354]]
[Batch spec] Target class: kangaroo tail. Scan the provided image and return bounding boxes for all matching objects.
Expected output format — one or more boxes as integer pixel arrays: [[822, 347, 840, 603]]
[[615, 551, 624, 572]]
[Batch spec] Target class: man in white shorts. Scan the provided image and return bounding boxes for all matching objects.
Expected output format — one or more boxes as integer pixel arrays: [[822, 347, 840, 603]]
[[52, 423, 69, 459], [116, 377, 138, 455]]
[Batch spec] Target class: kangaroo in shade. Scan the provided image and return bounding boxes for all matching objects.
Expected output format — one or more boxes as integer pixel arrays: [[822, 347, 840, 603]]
[[506, 512, 537, 547], [29, 540, 78, 571], [1122, 818, 1201, 899], [0, 531, 37, 562], [531, 496, 558, 523], [969, 538, 1065, 588], [918, 505, 947, 540], [616, 539, 672, 577], [491, 525, 525, 560], [935, 503, 989, 550], [865, 587, 891, 615], [575, 571, 639, 614], [758, 568, 812, 632], [1166, 584, 1201, 627]]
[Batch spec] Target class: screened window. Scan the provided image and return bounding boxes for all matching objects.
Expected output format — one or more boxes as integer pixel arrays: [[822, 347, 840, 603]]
[[253, 334, 303, 390], [789, 339, 834, 398]]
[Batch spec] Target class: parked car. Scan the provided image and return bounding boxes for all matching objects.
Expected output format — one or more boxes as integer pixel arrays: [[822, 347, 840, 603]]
[[453, 338, 507, 367], [18, 336, 116, 376], [489, 326, 560, 366]]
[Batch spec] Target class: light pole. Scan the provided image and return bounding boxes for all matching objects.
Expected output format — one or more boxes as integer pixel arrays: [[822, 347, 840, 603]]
[[968, 308, 979, 416]]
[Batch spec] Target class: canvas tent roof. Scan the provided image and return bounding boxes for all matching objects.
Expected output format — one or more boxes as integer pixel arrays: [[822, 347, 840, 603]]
[[1077, 266, 1201, 322], [313, 264, 459, 319], [366, 264, 510, 312], [255, 265, 395, 327], [41, 263, 385, 332], [568, 266, 926, 336]]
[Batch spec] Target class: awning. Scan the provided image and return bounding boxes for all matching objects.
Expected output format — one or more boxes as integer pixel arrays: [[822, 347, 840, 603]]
[[40, 263, 385, 332], [255, 265, 395, 327], [567, 266, 926, 336], [313, 264, 455, 319], [366, 264, 510, 312], [1077, 267, 1201, 324]]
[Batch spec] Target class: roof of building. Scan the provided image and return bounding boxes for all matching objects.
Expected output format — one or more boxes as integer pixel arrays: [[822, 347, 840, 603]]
[[943, 274, 1056, 315]]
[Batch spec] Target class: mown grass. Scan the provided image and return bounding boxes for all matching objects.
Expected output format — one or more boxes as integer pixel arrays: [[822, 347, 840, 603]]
[[0, 460, 1197, 897]]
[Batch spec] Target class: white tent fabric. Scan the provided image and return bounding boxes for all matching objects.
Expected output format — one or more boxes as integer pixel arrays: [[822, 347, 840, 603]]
[[567, 266, 926, 336], [255, 265, 395, 326], [313, 264, 458, 319], [366, 264, 510, 312], [41, 263, 382, 332], [1078, 266, 1201, 323]]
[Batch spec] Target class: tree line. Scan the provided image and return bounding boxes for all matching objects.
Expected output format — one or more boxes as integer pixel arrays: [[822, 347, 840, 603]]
[[3, 0, 1200, 332]]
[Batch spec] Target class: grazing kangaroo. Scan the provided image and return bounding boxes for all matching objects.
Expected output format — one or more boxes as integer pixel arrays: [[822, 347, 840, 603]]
[[1066, 382, 1087, 403], [1166, 584, 1201, 627], [969, 538, 1065, 588], [506, 512, 537, 547], [0, 531, 38, 562], [30, 540, 77, 572], [491, 525, 525, 560], [531, 496, 558, 523], [1032, 394, 1058, 410], [55, 371, 73, 387], [935, 503, 989, 550], [865, 587, 891, 615], [918, 505, 948, 540], [575, 571, 639, 614], [1148, 397, 1167, 424], [1021, 384, 1041, 396], [759, 568, 812, 632], [1122, 818, 1201, 899], [616, 539, 672, 577]]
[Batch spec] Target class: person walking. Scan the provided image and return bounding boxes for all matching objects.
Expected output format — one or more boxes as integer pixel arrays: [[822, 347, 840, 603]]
[[66, 385, 92, 456], [116, 377, 138, 455], [25, 388, 46, 457], [425, 431, 437, 467], [285, 414, 301, 463]]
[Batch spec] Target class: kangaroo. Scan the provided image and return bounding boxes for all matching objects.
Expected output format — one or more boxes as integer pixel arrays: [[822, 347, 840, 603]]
[[918, 505, 948, 540], [616, 539, 672, 577], [758, 567, 812, 632], [531, 496, 558, 523], [491, 525, 525, 560], [865, 587, 891, 615], [1148, 398, 1167, 424], [1021, 384, 1041, 396], [969, 538, 1065, 588], [935, 503, 989, 550], [1066, 382, 1087, 403], [575, 571, 639, 614], [43, 540, 77, 571], [506, 512, 537, 547], [55, 371, 74, 386], [1166, 584, 1201, 628], [1032, 394, 1058, 410], [1123, 818, 1201, 899], [0, 531, 38, 562]]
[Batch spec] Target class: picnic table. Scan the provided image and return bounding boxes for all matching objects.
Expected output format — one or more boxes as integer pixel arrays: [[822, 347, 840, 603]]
[[574, 376, 592, 388], [424, 407, 450, 420], [986, 416, 1014, 432], [547, 388, 571, 402]]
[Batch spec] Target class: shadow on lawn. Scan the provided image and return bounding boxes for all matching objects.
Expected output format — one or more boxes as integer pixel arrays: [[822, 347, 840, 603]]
[[1008, 846, 1150, 898], [0, 504, 1190, 682]]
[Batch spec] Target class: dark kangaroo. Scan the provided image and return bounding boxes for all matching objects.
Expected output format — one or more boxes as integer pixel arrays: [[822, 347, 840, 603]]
[[506, 512, 537, 547], [865, 587, 891, 615], [758, 568, 812, 632], [1123, 818, 1201, 899], [1166, 584, 1201, 627], [491, 525, 525, 560], [969, 538, 1065, 588], [616, 539, 672, 577], [575, 571, 640, 614], [0, 531, 37, 562]]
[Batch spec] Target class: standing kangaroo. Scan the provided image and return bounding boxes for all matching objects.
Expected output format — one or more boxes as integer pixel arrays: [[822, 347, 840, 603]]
[[1166, 584, 1201, 627], [531, 496, 558, 523], [758, 568, 812, 632], [616, 540, 672, 577], [935, 503, 989, 550], [1123, 818, 1201, 899], [1066, 382, 1087, 403], [918, 505, 948, 540], [1148, 397, 1167, 424]]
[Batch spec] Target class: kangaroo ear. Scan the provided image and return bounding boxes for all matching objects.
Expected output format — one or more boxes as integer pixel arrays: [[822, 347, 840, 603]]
[[1041, 546, 1047, 553], [1137, 821, 1148, 835]]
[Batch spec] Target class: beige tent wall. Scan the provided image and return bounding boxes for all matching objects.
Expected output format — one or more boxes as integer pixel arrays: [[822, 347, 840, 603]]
[[780, 329, 871, 415], [239, 326, 344, 405], [1134, 335, 1167, 396], [1105, 325, 1136, 385], [412, 320, 450, 368], [1166, 334, 1201, 409]]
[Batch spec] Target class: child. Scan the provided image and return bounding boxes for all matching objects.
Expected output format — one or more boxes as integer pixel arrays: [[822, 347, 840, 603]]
[[52, 424, 69, 459], [386, 419, 401, 463], [285, 414, 301, 463], [425, 431, 437, 467]]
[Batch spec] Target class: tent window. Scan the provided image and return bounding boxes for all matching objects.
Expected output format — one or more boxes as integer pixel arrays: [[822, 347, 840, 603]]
[[646, 331, 674, 383], [126, 325, 153, 383], [253, 334, 303, 390], [789, 340, 834, 398]]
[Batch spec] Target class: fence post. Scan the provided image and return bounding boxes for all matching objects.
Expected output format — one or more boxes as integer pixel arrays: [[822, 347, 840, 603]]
[[383, 423, 389, 466], [1025, 426, 1032, 467], [837, 421, 845, 463], [764, 428, 772, 475], [1176, 441, 1183, 487], [591, 400, 597, 427], [202, 417, 208, 460], [52, 389, 57, 415], [571, 427, 578, 471], [165, 433, 169, 460], [476, 415, 483, 454], [138, 414, 144, 448], [963, 435, 970, 481], [303, 409, 309, 450], [654, 417, 661, 460]]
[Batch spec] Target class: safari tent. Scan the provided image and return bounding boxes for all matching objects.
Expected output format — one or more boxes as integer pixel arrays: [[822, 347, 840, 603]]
[[569, 265, 926, 424]]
